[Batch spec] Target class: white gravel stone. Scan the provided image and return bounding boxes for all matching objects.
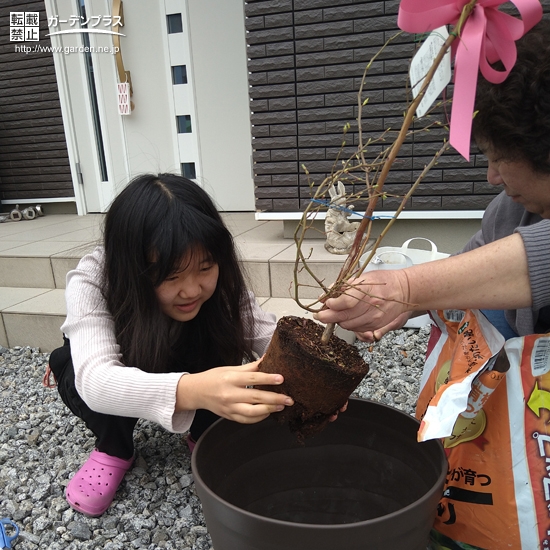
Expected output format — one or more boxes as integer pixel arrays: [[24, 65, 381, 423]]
[[0, 328, 430, 548]]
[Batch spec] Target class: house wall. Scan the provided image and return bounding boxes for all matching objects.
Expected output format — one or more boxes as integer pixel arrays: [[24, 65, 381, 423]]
[[187, 0, 255, 210], [244, 0, 550, 215], [1, 0, 257, 213], [3, 1, 549, 218], [0, 0, 73, 205]]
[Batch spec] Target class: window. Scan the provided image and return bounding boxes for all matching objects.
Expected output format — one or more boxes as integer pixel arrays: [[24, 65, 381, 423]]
[[167, 13, 183, 34], [177, 115, 192, 134], [181, 163, 196, 179], [172, 65, 187, 85]]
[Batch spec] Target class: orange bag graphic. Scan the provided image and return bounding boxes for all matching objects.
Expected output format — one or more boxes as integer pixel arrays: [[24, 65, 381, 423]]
[[418, 309, 550, 549]]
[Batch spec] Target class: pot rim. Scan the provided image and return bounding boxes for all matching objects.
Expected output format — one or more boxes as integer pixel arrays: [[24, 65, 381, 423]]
[[191, 397, 447, 531]]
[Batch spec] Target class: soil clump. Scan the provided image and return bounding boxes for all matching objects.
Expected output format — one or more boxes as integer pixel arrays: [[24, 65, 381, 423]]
[[258, 316, 369, 440]]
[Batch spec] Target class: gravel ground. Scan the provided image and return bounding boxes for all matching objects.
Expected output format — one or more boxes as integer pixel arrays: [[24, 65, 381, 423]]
[[0, 324, 430, 550]]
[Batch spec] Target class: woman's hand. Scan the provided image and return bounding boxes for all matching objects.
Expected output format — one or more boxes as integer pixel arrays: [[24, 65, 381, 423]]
[[318, 235, 534, 330], [175, 358, 294, 424], [354, 311, 414, 343], [315, 270, 411, 334]]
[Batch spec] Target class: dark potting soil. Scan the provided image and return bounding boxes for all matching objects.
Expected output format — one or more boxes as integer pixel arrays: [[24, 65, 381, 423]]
[[258, 316, 369, 441], [280, 316, 362, 369]]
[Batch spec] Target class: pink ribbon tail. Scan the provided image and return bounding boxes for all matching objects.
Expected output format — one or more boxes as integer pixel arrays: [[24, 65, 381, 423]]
[[397, 0, 543, 160], [449, 6, 486, 160]]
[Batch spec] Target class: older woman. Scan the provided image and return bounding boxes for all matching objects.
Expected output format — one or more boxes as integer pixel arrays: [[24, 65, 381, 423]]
[[317, 18, 550, 341]]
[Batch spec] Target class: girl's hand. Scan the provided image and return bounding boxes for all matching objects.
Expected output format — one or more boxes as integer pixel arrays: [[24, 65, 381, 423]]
[[175, 358, 294, 424], [328, 400, 348, 422]]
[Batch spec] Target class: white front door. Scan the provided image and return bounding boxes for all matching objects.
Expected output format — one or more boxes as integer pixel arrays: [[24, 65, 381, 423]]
[[46, 0, 129, 213], [47, 0, 255, 213]]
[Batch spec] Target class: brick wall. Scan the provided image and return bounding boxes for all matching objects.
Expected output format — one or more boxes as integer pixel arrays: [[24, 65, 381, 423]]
[[245, 0, 545, 213]]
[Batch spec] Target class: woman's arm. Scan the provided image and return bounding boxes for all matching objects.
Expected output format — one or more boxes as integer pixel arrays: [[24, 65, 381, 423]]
[[316, 233, 531, 333]]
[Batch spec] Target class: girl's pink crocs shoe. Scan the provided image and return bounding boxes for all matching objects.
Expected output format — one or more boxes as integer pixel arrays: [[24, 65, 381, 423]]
[[186, 435, 196, 453], [66, 450, 134, 517]]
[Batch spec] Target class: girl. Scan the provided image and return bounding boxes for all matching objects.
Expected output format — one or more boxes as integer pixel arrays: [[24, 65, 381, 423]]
[[47, 174, 293, 517]]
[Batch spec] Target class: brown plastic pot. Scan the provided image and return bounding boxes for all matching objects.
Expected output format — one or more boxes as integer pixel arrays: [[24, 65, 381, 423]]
[[191, 398, 446, 550]]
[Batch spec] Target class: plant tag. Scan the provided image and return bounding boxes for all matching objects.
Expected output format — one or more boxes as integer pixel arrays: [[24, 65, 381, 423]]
[[409, 26, 451, 118]]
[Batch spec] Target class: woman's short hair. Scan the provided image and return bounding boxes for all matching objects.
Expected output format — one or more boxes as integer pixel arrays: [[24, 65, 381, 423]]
[[472, 18, 550, 173]]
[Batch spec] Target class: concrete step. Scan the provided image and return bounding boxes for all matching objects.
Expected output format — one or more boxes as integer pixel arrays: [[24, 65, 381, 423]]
[[0, 238, 344, 298], [0, 214, 351, 352], [0, 231, 96, 350], [0, 251, 85, 290], [0, 287, 66, 352], [0, 284, 332, 352], [0, 245, 349, 352]]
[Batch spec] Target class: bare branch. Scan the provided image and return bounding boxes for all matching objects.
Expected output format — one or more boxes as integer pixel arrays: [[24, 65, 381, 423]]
[[290, 2, 478, 345]]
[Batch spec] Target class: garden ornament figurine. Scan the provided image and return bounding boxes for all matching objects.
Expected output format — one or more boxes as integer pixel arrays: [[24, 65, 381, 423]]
[[324, 181, 360, 255]]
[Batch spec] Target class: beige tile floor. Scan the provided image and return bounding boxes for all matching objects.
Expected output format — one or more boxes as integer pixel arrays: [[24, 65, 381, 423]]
[[0, 212, 350, 350]]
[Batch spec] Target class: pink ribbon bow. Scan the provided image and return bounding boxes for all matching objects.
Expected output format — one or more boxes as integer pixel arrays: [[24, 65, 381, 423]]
[[398, 0, 543, 160]]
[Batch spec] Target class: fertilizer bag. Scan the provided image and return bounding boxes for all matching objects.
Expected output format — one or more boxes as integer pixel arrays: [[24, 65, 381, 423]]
[[417, 309, 550, 549]]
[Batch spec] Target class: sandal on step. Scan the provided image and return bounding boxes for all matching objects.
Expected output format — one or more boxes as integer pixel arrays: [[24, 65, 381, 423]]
[[66, 450, 134, 517]]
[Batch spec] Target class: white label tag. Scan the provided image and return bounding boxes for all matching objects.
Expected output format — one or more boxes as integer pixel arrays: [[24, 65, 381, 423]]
[[117, 82, 131, 115], [443, 309, 465, 323], [409, 26, 452, 118], [532, 337, 550, 377]]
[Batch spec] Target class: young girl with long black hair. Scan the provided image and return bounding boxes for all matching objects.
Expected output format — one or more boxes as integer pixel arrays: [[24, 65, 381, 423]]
[[47, 174, 293, 517]]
